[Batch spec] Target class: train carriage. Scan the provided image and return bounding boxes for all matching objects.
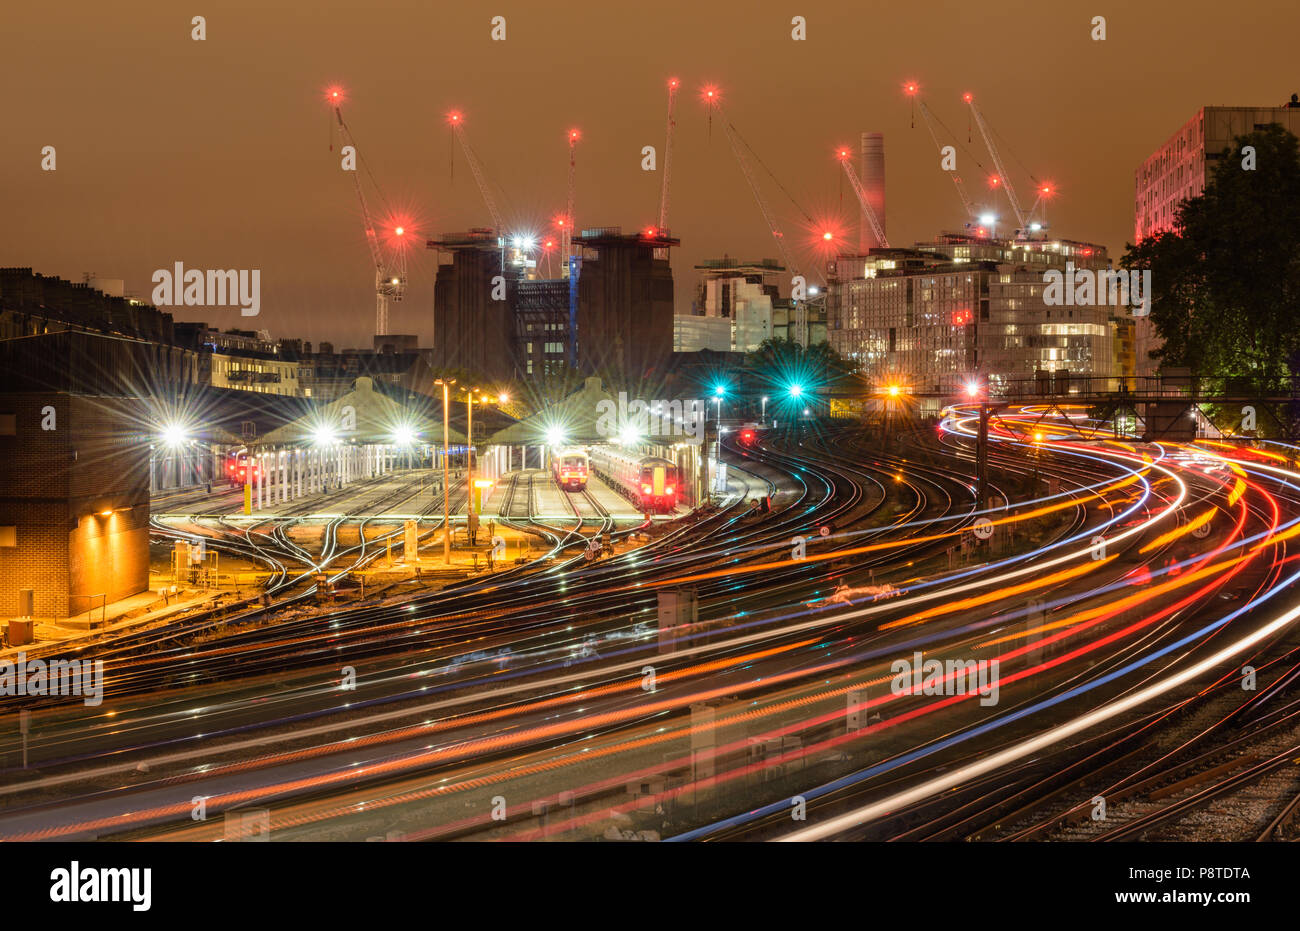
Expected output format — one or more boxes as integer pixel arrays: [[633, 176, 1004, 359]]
[[553, 447, 590, 490], [589, 447, 680, 513]]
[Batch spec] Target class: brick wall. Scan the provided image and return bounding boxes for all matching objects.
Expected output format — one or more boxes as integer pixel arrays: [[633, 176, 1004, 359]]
[[0, 392, 150, 618]]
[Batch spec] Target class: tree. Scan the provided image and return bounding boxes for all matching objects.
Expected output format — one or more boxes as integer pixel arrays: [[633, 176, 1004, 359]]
[[745, 337, 851, 388], [1122, 124, 1300, 387]]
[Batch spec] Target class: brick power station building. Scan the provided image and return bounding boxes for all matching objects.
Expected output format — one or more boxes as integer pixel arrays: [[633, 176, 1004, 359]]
[[428, 227, 678, 384]]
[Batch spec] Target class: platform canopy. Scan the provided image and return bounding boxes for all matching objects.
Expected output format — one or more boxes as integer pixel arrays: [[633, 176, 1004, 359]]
[[258, 376, 465, 447], [484, 376, 697, 448], [484, 377, 620, 447]]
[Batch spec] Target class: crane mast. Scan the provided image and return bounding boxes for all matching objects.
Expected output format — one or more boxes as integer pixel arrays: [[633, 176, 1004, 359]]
[[836, 152, 890, 249], [563, 129, 579, 277], [914, 99, 976, 221], [334, 105, 404, 335], [964, 95, 1027, 229], [716, 109, 810, 346], [449, 114, 506, 238], [655, 78, 679, 260]]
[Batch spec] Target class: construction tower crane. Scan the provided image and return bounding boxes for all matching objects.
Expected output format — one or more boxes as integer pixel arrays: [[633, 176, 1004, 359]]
[[328, 89, 406, 336], [963, 93, 1028, 229], [654, 78, 680, 260], [563, 128, 580, 277], [447, 111, 506, 239], [705, 87, 827, 345], [836, 148, 890, 249], [903, 84, 976, 222]]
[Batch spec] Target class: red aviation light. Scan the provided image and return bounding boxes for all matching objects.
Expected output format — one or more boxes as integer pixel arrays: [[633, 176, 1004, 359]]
[[447, 110, 463, 125], [822, 230, 834, 241], [668, 77, 680, 89], [988, 176, 1000, 188], [963, 92, 973, 103], [903, 81, 919, 95], [325, 86, 346, 106]]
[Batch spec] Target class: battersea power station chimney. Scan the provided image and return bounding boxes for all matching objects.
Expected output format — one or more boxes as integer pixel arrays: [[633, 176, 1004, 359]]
[[859, 132, 886, 251]]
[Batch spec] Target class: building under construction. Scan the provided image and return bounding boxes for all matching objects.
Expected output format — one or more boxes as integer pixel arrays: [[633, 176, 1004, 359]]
[[428, 226, 678, 385]]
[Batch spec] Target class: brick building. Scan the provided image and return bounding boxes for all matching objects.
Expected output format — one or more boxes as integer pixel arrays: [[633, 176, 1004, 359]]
[[0, 333, 154, 619]]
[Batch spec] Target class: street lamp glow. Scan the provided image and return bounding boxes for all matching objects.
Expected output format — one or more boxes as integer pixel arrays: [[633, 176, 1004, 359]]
[[161, 423, 187, 447], [713, 384, 727, 397], [965, 381, 981, 399], [545, 426, 566, 446], [313, 425, 337, 446], [620, 427, 642, 447], [887, 385, 901, 398], [788, 384, 804, 399], [979, 213, 997, 226], [393, 425, 417, 446]]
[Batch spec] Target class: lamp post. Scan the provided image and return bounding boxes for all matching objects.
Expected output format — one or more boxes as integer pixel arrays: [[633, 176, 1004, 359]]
[[435, 377, 456, 564], [466, 388, 476, 536], [761, 395, 768, 425]]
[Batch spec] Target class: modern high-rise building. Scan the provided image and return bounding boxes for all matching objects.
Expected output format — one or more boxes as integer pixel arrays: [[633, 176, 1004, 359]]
[[1132, 94, 1300, 375], [827, 232, 1134, 395]]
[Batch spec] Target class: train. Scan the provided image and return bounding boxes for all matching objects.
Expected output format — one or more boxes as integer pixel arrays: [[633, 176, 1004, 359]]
[[224, 447, 261, 484], [552, 447, 590, 490], [589, 447, 680, 514]]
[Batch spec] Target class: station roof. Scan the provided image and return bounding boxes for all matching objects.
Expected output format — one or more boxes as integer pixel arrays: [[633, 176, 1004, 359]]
[[484, 376, 695, 447], [484, 377, 617, 446], [258, 376, 465, 447]]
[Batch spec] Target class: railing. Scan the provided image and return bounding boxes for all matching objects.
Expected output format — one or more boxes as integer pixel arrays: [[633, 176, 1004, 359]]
[[68, 593, 107, 627]]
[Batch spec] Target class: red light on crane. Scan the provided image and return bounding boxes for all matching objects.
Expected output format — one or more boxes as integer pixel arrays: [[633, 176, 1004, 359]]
[[904, 81, 919, 95], [988, 175, 1001, 188], [668, 77, 680, 89], [700, 84, 720, 105], [569, 129, 581, 142], [836, 147, 851, 160], [394, 226, 405, 236], [447, 111, 463, 125], [963, 92, 973, 103], [822, 230, 834, 241], [324, 86, 346, 106]]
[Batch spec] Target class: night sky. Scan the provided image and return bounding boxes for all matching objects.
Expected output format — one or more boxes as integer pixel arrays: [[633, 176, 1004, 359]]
[[5, 0, 1298, 350]]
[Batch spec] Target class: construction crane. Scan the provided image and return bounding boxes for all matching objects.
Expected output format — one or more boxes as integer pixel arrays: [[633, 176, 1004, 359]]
[[563, 128, 580, 277], [705, 88, 813, 346], [447, 111, 506, 239], [903, 83, 976, 222], [963, 93, 1028, 230], [328, 88, 406, 336], [654, 78, 680, 260], [835, 148, 890, 249]]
